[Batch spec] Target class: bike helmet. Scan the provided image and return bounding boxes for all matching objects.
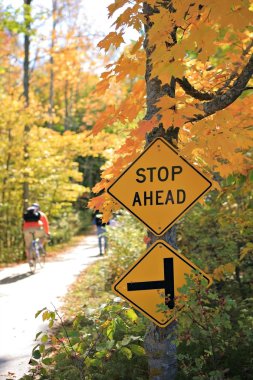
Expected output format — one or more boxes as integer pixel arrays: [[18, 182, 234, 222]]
[[32, 203, 40, 210]]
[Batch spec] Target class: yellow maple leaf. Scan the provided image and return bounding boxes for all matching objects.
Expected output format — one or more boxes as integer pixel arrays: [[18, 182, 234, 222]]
[[213, 262, 236, 281], [97, 32, 125, 52], [108, 0, 127, 18], [132, 118, 157, 140], [130, 36, 144, 55], [88, 195, 106, 211], [240, 242, 253, 261], [156, 96, 177, 110]]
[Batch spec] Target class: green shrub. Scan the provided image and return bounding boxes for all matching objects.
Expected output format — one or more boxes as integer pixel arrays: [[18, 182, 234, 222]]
[[104, 211, 146, 288]]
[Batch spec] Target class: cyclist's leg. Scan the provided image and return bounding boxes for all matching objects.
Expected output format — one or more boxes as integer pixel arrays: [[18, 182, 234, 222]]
[[35, 229, 46, 265], [25, 228, 40, 272], [28, 238, 37, 273], [35, 228, 45, 248], [24, 229, 33, 262]]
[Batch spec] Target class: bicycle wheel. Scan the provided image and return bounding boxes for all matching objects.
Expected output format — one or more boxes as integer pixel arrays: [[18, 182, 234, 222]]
[[40, 251, 46, 267], [28, 246, 37, 274], [37, 247, 46, 268]]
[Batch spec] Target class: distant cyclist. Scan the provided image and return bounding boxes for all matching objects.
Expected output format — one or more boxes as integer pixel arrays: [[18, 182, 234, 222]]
[[93, 211, 110, 256], [23, 203, 50, 262]]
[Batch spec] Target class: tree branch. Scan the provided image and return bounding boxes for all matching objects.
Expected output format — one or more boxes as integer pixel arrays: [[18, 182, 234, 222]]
[[182, 54, 253, 123], [175, 77, 214, 100], [201, 54, 253, 116]]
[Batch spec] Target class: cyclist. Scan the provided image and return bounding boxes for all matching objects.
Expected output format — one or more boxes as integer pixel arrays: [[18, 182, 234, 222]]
[[23, 203, 50, 262]]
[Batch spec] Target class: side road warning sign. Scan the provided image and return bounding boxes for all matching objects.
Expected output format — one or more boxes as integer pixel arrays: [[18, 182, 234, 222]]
[[112, 240, 212, 327], [108, 137, 212, 236]]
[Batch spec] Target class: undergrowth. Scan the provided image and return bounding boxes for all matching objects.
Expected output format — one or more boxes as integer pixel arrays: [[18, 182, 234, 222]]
[[21, 203, 253, 380]]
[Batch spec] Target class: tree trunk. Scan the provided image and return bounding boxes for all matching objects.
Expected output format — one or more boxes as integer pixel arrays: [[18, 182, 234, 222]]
[[143, 2, 178, 379], [49, 0, 58, 128], [23, 0, 32, 210], [64, 80, 69, 130], [143, 128, 178, 380]]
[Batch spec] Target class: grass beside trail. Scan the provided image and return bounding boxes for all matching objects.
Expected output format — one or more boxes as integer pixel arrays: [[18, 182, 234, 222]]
[[60, 252, 112, 319], [46, 229, 94, 260]]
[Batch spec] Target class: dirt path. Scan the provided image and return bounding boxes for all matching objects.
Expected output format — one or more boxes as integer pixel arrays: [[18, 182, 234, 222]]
[[0, 234, 101, 380]]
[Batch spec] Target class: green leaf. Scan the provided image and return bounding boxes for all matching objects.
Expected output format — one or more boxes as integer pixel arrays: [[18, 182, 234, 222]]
[[95, 350, 107, 359], [41, 334, 48, 343], [120, 347, 132, 360], [106, 320, 116, 340], [29, 359, 39, 366], [35, 307, 46, 319], [106, 340, 115, 350], [121, 335, 132, 346], [124, 308, 138, 322], [42, 311, 50, 321], [85, 358, 101, 368], [39, 344, 45, 353], [35, 331, 42, 340], [42, 358, 52, 365], [129, 344, 145, 356], [32, 350, 41, 359], [115, 316, 128, 333]]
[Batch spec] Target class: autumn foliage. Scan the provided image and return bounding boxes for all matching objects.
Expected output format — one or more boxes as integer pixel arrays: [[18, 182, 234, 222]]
[[89, 0, 252, 224], [4, 1, 250, 379], [0, 0, 124, 262]]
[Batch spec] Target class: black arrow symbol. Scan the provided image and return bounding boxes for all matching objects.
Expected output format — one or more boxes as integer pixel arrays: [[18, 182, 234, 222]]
[[127, 258, 174, 309]]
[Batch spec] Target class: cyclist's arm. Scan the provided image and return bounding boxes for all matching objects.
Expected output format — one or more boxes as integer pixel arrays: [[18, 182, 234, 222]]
[[40, 212, 50, 234]]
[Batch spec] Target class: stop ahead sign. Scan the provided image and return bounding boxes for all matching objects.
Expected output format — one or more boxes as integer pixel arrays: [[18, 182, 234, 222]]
[[108, 137, 212, 235]]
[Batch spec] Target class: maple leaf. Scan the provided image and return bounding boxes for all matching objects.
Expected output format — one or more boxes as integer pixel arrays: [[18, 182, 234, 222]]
[[112, 4, 141, 30], [92, 105, 117, 135], [88, 195, 106, 211], [156, 96, 177, 110], [213, 262, 236, 281], [114, 53, 145, 81], [131, 119, 157, 140], [97, 32, 125, 52], [108, 0, 128, 18], [130, 36, 144, 55], [92, 78, 110, 97]]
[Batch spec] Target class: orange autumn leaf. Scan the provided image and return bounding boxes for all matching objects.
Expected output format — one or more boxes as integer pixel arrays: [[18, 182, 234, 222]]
[[97, 32, 125, 51], [108, 0, 128, 18], [88, 194, 106, 211], [88, 0, 252, 215]]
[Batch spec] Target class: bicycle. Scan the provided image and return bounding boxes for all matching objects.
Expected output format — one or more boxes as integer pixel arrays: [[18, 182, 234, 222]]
[[28, 231, 46, 273]]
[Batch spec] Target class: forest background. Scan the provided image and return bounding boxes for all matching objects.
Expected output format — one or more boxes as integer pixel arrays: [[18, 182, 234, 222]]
[[0, 0, 124, 262], [0, 0, 253, 379]]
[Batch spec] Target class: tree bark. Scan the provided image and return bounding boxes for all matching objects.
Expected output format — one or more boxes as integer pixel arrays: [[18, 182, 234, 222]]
[[23, 0, 32, 210], [64, 80, 69, 131], [176, 54, 253, 123], [143, 2, 178, 379], [202, 54, 253, 115], [143, 128, 178, 380], [49, 0, 58, 128]]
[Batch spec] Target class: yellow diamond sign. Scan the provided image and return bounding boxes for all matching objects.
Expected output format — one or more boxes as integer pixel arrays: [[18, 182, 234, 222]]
[[113, 240, 212, 327], [108, 137, 212, 235]]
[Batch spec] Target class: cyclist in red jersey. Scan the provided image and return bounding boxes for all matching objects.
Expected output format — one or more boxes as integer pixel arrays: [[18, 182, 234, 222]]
[[23, 203, 50, 261]]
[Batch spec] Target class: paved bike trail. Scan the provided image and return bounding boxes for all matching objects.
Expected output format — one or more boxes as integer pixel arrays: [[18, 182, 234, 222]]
[[0, 234, 101, 380]]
